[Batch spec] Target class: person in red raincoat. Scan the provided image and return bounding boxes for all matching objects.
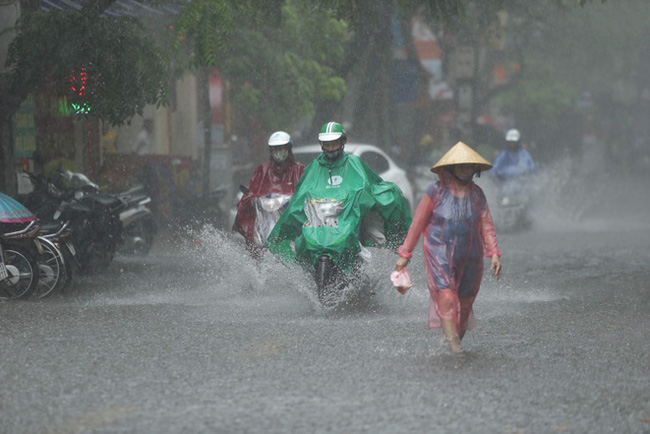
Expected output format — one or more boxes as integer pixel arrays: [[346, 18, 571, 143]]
[[394, 142, 502, 354], [233, 131, 305, 257]]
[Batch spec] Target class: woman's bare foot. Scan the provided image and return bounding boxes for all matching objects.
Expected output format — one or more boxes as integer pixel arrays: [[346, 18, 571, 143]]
[[448, 337, 463, 354]]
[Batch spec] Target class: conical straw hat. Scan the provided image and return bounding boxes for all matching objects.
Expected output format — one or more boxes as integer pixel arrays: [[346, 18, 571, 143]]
[[430, 141, 492, 173]]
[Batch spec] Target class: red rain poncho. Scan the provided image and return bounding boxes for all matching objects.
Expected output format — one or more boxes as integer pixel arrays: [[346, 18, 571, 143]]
[[233, 154, 305, 244], [398, 171, 500, 331]]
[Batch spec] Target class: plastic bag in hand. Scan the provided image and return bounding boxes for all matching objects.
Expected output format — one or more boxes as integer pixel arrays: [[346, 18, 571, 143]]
[[390, 268, 413, 294]]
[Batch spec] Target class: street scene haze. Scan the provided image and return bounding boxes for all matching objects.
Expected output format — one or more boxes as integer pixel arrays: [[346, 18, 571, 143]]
[[0, 0, 649, 433]]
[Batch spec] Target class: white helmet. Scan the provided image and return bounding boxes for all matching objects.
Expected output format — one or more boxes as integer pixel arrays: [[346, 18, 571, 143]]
[[505, 129, 521, 142], [268, 131, 292, 147]]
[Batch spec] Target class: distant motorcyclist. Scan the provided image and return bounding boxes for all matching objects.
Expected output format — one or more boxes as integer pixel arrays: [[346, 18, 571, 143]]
[[267, 122, 411, 304], [233, 131, 305, 257], [491, 129, 535, 203]]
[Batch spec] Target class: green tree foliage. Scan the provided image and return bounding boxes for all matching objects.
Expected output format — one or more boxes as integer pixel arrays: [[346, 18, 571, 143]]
[[532, 0, 648, 100], [493, 58, 577, 126], [6, 10, 168, 126], [171, 0, 235, 70], [219, 0, 347, 130]]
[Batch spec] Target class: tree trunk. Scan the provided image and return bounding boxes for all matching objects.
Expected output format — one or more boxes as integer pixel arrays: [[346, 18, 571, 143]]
[[310, 0, 395, 149], [198, 67, 212, 198], [344, 0, 394, 148], [0, 109, 16, 195], [0, 72, 25, 195]]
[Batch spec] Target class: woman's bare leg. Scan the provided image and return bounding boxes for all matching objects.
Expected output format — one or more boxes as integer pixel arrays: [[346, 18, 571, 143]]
[[458, 297, 474, 342], [441, 319, 462, 353]]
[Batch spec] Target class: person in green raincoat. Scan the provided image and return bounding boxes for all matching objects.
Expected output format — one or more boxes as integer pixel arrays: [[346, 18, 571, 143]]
[[267, 122, 411, 298]]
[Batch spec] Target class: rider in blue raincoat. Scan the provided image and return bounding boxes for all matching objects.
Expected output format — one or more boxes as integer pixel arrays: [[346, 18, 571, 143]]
[[491, 129, 535, 201]]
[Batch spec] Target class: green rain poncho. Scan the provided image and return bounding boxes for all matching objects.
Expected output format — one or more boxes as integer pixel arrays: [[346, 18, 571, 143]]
[[267, 152, 411, 274]]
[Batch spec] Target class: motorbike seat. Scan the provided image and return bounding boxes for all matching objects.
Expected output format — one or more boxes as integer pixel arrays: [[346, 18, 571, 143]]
[[39, 221, 64, 235], [86, 194, 125, 210], [123, 194, 149, 206]]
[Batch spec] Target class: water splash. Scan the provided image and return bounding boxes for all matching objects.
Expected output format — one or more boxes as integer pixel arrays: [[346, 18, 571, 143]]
[[178, 225, 321, 306]]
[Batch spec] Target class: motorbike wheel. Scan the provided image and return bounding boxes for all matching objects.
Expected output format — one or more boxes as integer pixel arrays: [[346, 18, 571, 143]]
[[123, 218, 155, 256], [33, 238, 65, 298], [60, 242, 77, 290], [314, 255, 346, 307], [0, 247, 39, 300]]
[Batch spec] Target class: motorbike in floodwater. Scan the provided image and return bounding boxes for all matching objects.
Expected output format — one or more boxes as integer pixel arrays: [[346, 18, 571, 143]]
[[267, 154, 410, 309], [491, 174, 533, 232], [238, 185, 292, 250], [240, 189, 374, 306], [493, 193, 531, 232], [301, 198, 382, 307]]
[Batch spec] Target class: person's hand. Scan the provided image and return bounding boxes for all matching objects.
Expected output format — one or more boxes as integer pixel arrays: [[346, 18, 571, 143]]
[[490, 254, 502, 280], [394, 256, 409, 271]]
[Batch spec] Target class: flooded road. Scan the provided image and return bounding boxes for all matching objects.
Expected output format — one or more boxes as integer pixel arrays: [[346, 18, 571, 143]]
[[1, 174, 649, 433]]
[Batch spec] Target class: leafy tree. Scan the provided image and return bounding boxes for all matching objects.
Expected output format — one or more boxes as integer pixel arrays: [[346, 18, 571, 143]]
[[220, 0, 347, 131], [303, 0, 471, 148], [168, 0, 238, 196], [0, 3, 168, 193], [0, 0, 609, 194], [523, 0, 647, 166], [492, 57, 578, 145], [307, 0, 607, 151], [171, 0, 347, 194], [6, 10, 168, 125]]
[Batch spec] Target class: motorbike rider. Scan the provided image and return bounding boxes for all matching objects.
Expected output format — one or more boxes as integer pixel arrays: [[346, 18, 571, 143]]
[[233, 131, 305, 258], [491, 128, 535, 204], [267, 122, 411, 303]]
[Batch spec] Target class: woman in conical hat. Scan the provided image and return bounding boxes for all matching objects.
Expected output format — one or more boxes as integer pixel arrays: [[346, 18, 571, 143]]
[[394, 141, 502, 354]]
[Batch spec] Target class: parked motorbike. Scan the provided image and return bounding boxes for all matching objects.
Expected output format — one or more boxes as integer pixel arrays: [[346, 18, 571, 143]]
[[23, 171, 125, 273], [0, 220, 41, 300], [32, 235, 64, 298], [36, 220, 78, 296], [57, 173, 156, 256], [116, 184, 157, 256]]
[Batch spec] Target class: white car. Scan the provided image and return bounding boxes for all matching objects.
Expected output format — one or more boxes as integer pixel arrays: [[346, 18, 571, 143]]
[[292, 143, 415, 211]]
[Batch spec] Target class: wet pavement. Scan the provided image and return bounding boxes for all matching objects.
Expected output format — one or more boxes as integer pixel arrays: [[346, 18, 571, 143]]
[[1, 174, 649, 434]]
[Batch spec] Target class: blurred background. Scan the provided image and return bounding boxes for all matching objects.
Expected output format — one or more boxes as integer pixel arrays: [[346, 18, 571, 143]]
[[1, 0, 648, 227]]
